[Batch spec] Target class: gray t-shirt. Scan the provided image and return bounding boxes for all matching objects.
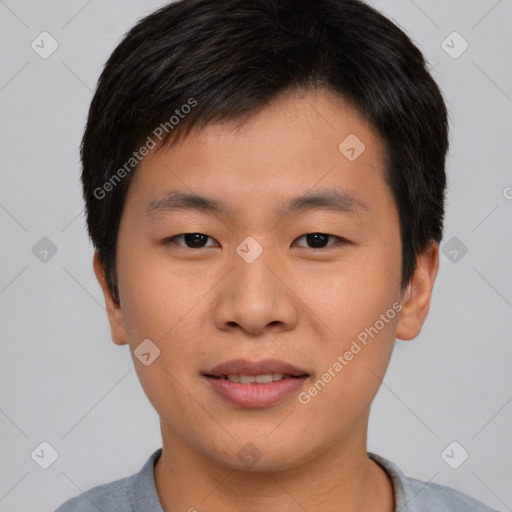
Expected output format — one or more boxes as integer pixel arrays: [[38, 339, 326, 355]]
[[55, 448, 498, 511]]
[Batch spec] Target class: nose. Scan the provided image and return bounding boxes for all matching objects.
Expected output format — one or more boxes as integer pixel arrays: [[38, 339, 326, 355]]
[[212, 242, 299, 336]]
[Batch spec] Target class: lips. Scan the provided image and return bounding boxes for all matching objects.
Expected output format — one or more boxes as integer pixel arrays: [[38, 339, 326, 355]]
[[203, 358, 310, 408], [203, 358, 310, 379]]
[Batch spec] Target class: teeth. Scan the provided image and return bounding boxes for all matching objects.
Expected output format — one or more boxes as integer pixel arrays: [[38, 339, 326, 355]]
[[221, 373, 287, 383], [255, 374, 275, 383]]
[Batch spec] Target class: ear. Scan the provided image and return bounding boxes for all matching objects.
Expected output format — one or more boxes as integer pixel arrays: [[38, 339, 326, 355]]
[[395, 241, 439, 341], [92, 251, 128, 345]]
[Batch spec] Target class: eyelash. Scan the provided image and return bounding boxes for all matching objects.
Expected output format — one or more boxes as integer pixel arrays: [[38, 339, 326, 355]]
[[164, 232, 347, 250]]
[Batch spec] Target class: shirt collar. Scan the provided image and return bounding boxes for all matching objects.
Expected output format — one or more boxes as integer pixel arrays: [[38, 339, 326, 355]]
[[368, 451, 421, 512]]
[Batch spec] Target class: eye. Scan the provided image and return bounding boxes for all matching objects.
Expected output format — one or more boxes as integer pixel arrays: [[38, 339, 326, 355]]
[[165, 232, 347, 250], [165, 233, 218, 249], [292, 232, 346, 249]]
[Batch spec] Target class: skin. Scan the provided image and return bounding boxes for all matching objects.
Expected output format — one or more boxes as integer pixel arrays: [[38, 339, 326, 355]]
[[94, 87, 439, 512]]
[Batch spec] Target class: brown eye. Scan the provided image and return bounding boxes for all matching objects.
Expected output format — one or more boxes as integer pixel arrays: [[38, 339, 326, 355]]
[[293, 233, 345, 249], [166, 233, 217, 248]]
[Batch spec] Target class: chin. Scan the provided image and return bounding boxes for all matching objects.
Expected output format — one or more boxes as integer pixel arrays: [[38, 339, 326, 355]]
[[208, 436, 314, 473]]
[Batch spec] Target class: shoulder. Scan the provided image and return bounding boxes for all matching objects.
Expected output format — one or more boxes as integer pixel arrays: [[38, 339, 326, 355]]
[[54, 474, 133, 512], [406, 476, 499, 512], [54, 448, 163, 512], [368, 452, 498, 512]]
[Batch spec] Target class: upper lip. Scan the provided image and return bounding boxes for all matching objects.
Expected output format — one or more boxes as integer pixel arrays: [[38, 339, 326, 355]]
[[204, 358, 310, 377]]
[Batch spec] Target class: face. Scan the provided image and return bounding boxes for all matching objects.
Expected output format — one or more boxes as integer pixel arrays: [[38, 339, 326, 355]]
[[95, 87, 438, 472]]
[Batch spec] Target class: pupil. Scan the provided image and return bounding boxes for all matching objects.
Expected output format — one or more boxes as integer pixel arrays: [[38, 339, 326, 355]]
[[185, 233, 207, 248], [307, 233, 328, 248]]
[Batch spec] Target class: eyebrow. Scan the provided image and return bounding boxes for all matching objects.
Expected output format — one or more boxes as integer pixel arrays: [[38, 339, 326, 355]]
[[145, 187, 368, 220]]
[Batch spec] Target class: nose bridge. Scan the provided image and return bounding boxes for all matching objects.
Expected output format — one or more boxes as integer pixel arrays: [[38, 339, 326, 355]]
[[212, 234, 298, 335], [234, 234, 279, 304]]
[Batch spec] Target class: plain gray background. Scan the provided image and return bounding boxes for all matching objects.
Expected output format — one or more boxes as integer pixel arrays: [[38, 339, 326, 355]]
[[0, 0, 511, 511]]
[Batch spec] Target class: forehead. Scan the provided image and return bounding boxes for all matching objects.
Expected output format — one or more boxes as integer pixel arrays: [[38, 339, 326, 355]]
[[125, 88, 392, 219]]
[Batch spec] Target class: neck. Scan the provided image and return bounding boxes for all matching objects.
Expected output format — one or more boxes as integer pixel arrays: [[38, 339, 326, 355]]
[[153, 416, 395, 512]]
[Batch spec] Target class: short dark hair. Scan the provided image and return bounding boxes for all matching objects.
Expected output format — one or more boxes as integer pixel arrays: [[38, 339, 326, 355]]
[[81, 0, 449, 304]]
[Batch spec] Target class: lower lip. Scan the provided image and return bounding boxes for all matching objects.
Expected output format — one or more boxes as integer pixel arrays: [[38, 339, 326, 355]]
[[203, 375, 309, 408]]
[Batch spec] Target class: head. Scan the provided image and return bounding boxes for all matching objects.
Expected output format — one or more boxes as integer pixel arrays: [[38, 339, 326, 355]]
[[84, 0, 448, 470]]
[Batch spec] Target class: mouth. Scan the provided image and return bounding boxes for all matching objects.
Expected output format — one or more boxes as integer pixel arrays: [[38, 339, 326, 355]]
[[204, 373, 308, 383], [203, 358, 310, 379], [202, 358, 310, 408]]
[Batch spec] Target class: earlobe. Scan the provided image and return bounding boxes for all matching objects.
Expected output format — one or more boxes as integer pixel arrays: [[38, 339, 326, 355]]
[[92, 251, 128, 346], [395, 242, 440, 341]]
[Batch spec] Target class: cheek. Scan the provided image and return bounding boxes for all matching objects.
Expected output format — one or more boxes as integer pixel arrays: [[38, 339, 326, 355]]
[[117, 242, 207, 342], [297, 290, 400, 432], [117, 252, 215, 417], [295, 238, 402, 405], [118, 256, 207, 418], [300, 240, 401, 338]]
